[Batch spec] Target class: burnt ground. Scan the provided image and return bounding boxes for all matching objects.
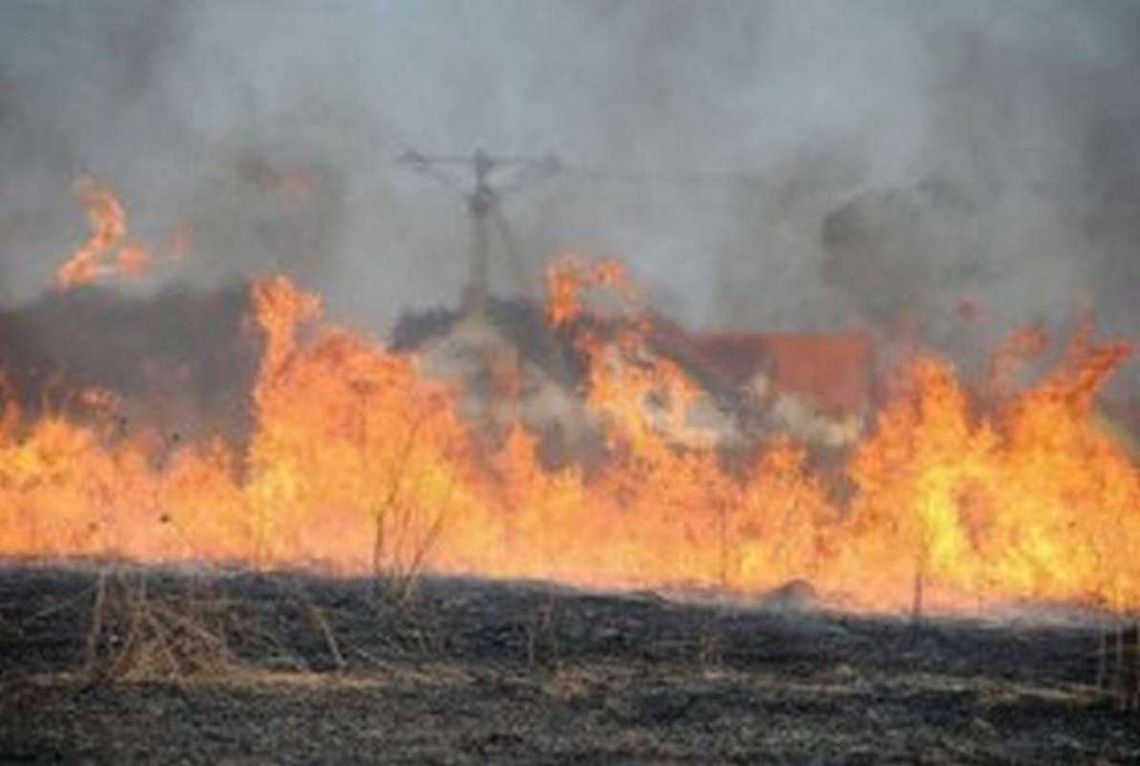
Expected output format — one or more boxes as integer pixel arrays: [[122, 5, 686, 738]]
[[0, 565, 1137, 764]]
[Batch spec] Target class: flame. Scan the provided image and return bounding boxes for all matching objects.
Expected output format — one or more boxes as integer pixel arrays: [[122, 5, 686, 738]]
[[5, 191, 1139, 614], [54, 176, 193, 291], [54, 177, 152, 290], [544, 255, 638, 326]]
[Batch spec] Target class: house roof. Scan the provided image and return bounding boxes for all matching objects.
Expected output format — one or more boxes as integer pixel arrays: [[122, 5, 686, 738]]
[[690, 330, 874, 415], [391, 299, 875, 418]]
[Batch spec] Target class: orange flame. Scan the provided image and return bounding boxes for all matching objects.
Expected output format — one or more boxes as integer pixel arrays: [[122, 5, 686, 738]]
[[544, 255, 639, 326], [54, 177, 152, 290], [7, 190, 1139, 615]]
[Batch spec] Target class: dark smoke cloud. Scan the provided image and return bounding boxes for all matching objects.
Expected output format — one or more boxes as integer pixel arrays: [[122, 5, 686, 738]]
[[0, 1, 1137, 385]]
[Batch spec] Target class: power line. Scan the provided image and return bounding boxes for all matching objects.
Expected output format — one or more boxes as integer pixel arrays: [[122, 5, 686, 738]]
[[395, 147, 768, 189], [395, 145, 770, 315], [554, 162, 768, 186]]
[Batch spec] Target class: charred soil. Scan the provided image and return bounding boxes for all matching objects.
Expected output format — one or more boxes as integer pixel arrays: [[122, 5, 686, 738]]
[[0, 565, 1137, 764]]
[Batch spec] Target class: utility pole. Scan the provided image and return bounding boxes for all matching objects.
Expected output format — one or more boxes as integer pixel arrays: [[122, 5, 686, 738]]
[[397, 147, 559, 315]]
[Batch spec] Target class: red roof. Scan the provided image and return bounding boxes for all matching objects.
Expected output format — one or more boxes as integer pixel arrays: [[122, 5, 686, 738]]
[[693, 330, 873, 415]]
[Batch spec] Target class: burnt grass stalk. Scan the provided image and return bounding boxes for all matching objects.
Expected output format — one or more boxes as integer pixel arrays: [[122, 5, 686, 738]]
[[2, 563, 1139, 763]]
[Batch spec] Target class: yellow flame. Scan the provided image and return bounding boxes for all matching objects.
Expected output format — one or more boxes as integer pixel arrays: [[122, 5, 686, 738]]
[[6, 192, 1138, 614]]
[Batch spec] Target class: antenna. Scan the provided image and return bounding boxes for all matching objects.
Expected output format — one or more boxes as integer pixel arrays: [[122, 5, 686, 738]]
[[397, 147, 560, 315]]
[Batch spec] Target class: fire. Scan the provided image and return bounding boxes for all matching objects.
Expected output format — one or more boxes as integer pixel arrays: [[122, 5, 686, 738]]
[[53, 176, 191, 291], [544, 255, 638, 326], [54, 176, 152, 290], [4, 189, 1138, 614]]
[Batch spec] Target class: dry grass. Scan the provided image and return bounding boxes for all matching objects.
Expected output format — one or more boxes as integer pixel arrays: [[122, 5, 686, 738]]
[[4, 566, 1136, 762], [525, 597, 561, 669], [83, 567, 241, 683]]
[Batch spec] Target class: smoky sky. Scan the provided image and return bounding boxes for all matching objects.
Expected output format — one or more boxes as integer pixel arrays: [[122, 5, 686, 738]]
[[1, 0, 1138, 377]]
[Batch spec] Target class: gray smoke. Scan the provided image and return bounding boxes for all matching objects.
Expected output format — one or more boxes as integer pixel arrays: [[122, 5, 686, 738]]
[[0, 0, 1137, 386]]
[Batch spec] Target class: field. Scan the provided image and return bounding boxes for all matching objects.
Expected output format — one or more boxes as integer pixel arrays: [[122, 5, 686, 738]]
[[1, 565, 1137, 764]]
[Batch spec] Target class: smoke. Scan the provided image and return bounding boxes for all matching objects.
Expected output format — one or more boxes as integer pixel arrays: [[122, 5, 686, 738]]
[[0, 0, 1137, 383]]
